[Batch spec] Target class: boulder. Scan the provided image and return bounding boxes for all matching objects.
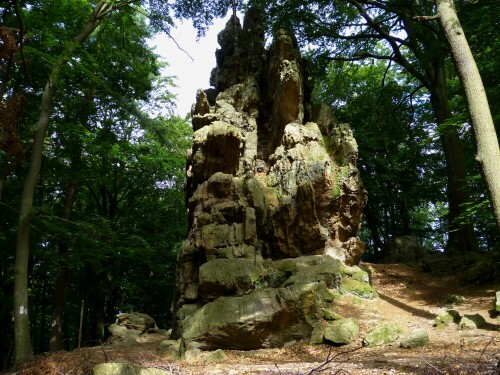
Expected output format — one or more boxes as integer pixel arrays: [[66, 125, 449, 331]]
[[115, 312, 157, 332], [496, 291, 500, 313], [205, 349, 227, 363], [107, 313, 161, 346], [446, 295, 465, 305], [400, 329, 429, 348], [459, 314, 486, 330], [323, 318, 359, 345], [92, 363, 170, 375], [310, 321, 327, 345], [381, 236, 425, 263], [363, 322, 403, 347], [157, 340, 180, 359], [434, 310, 460, 328]]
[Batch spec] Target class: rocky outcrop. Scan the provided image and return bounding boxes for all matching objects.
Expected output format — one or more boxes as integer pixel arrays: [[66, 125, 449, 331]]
[[173, 8, 367, 350], [381, 236, 425, 263], [106, 313, 168, 346]]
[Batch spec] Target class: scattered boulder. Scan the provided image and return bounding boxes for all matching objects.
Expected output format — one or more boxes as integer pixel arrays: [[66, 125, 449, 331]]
[[310, 321, 327, 345], [92, 363, 170, 375], [340, 277, 377, 299], [459, 314, 486, 330], [324, 318, 359, 345], [115, 312, 157, 332], [107, 313, 165, 346], [381, 236, 425, 263], [434, 310, 460, 328], [446, 295, 465, 305], [363, 322, 403, 347], [400, 329, 429, 349], [156, 339, 181, 359], [205, 349, 227, 363], [496, 291, 500, 313]]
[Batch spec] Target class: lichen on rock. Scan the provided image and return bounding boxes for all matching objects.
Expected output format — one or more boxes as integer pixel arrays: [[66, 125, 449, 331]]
[[173, 7, 368, 350]]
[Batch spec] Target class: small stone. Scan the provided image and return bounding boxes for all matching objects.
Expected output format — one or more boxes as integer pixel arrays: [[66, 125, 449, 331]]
[[459, 314, 486, 330], [283, 340, 297, 348], [400, 329, 429, 348], [92, 363, 171, 375], [157, 339, 180, 359], [446, 295, 465, 305], [137, 368, 171, 375], [324, 318, 359, 345], [92, 363, 135, 375], [184, 348, 202, 361], [363, 322, 403, 347], [205, 349, 227, 363]]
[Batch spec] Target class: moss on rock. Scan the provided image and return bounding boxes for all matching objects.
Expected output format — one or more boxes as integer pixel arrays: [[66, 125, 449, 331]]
[[341, 278, 377, 299], [324, 318, 359, 345], [363, 322, 403, 347]]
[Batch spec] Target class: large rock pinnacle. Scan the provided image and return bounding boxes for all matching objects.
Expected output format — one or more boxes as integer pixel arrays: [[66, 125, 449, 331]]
[[173, 8, 368, 351]]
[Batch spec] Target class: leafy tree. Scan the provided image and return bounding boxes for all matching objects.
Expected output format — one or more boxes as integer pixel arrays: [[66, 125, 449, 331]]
[[435, 0, 500, 231], [2, 0, 177, 362]]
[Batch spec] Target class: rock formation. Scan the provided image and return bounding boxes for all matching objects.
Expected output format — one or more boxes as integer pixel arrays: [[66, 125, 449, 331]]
[[173, 9, 368, 351]]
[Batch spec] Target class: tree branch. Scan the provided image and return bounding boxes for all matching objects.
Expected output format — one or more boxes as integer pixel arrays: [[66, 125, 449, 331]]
[[128, 5, 193, 62], [413, 15, 439, 20], [10, 0, 33, 87], [349, 0, 430, 87]]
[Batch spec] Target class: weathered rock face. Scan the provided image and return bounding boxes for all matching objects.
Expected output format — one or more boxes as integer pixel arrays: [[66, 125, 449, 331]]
[[173, 9, 367, 350]]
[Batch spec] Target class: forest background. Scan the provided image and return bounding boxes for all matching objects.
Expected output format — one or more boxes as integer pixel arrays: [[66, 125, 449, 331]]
[[0, 0, 498, 367]]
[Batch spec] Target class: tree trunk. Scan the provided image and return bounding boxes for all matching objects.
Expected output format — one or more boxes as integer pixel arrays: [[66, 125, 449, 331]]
[[49, 266, 70, 352], [13, 1, 113, 362], [436, 0, 500, 232], [428, 62, 477, 254], [363, 203, 385, 260]]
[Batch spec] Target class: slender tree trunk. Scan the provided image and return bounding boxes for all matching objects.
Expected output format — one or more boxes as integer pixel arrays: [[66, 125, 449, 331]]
[[436, 0, 500, 232], [38, 278, 48, 353], [49, 179, 77, 352], [363, 203, 384, 260], [13, 1, 113, 363], [49, 266, 70, 352]]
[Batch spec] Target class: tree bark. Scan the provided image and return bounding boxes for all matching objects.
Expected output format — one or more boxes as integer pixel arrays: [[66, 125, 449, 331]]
[[13, 1, 114, 362], [428, 65, 477, 254], [363, 203, 385, 260], [436, 0, 500, 232], [48, 183, 77, 351]]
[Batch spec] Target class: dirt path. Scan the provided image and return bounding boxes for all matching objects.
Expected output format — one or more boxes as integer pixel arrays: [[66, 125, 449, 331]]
[[12, 263, 500, 374]]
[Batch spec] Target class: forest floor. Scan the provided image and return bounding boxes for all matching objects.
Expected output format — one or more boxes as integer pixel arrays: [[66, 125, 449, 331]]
[[9, 262, 500, 375]]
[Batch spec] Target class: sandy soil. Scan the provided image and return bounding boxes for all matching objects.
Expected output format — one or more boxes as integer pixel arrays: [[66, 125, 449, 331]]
[[9, 262, 500, 375]]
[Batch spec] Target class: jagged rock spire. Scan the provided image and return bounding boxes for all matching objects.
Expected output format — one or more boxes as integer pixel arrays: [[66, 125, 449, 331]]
[[174, 7, 368, 351]]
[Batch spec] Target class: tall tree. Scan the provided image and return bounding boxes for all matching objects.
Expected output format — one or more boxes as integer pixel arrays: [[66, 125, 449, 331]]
[[14, 1, 116, 361], [11, 0, 175, 362], [435, 0, 500, 231]]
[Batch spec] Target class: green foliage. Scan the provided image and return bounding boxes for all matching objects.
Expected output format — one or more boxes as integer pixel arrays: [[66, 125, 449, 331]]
[[0, 0, 191, 358], [173, 0, 237, 37], [315, 59, 448, 255]]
